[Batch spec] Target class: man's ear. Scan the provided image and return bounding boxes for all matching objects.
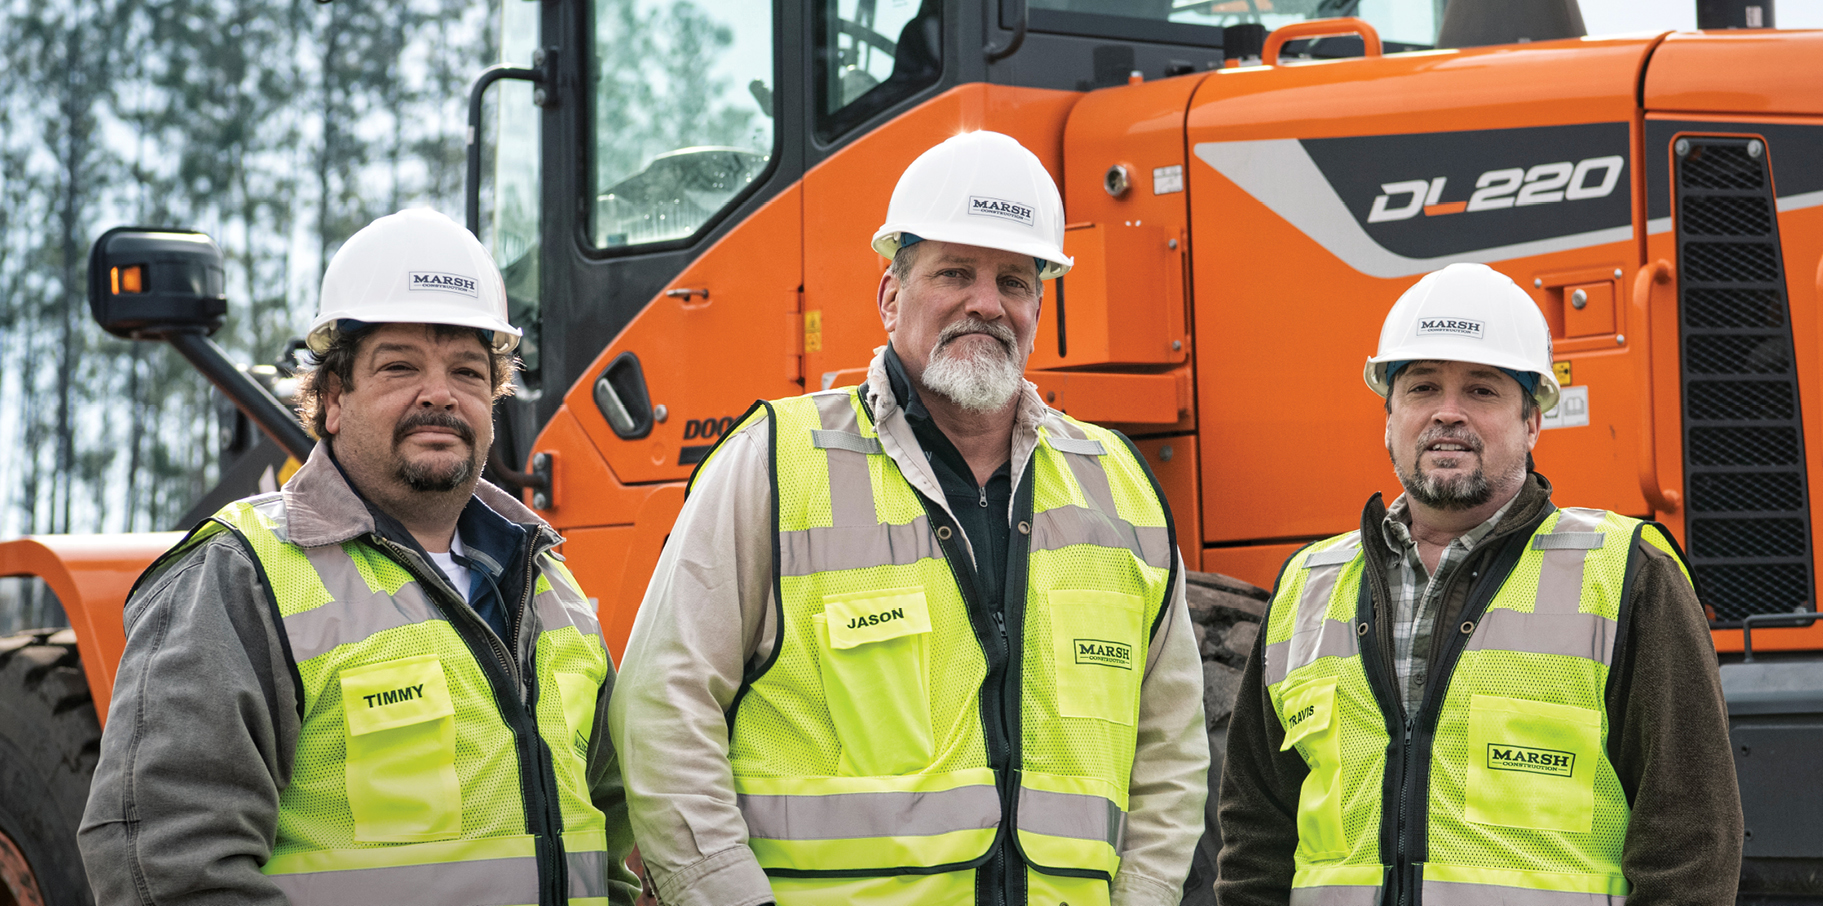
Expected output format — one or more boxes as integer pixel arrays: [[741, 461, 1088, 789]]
[[322, 373, 346, 437], [878, 267, 901, 335], [1523, 406, 1543, 451]]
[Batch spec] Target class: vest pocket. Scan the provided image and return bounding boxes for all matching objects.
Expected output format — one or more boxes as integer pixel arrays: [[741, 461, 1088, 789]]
[[553, 670, 598, 758], [1464, 694, 1600, 833], [340, 654, 462, 842], [1278, 676, 1347, 859], [1049, 590, 1144, 726], [816, 588, 934, 776]]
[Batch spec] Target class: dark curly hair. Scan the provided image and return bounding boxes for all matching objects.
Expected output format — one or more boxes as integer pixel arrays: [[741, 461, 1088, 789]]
[[294, 323, 518, 440]]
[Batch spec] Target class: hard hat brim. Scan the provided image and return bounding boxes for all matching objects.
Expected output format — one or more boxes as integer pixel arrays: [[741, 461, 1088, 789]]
[[1365, 349, 1561, 415], [873, 226, 1072, 280], [307, 304, 522, 355]]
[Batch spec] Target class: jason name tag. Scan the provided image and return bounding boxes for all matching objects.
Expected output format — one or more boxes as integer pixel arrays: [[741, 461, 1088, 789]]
[[824, 589, 932, 649]]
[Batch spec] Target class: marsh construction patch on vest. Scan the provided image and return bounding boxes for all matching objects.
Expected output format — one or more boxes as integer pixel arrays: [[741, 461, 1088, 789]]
[[1074, 639, 1134, 669], [1486, 743, 1575, 778]]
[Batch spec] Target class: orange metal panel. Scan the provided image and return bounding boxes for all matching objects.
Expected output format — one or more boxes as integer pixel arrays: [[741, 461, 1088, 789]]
[[526, 405, 661, 531], [1130, 435, 1201, 573], [561, 185, 805, 486], [1029, 223, 1186, 368], [1644, 31, 1823, 117], [1202, 542, 1307, 594], [0, 533, 184, 725], [1027, 371, 1180, 425], [799, 84, 1080, 387], [1186, 38, 1660, 546], [556, 524, 637, 662]]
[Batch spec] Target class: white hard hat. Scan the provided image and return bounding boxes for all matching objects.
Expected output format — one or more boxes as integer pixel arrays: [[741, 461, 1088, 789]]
[[871, 131, 1073, 280], [307, 208, 520, 355], [1363, 262, 1560, 415]]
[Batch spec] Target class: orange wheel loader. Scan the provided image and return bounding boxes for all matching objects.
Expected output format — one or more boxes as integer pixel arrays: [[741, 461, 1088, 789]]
[[4, 0, 1822, 900]]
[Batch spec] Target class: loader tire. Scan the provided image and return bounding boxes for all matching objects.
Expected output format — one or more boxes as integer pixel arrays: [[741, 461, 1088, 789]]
[[1179, 571, 1270, 905], [0, 629, 100, 906]]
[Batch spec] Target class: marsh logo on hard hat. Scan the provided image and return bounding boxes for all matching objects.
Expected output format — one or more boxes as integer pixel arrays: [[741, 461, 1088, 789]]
[[409, 271, 478, 298], [1417, 318, 1483, 339], [969, 196, 1034, 227]]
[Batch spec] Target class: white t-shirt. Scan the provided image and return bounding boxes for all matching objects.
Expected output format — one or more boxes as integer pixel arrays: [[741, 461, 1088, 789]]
[[427, 532, 473, 602]]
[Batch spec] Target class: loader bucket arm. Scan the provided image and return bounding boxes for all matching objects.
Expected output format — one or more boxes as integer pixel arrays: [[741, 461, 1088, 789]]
[[0, 533, 184, 726]]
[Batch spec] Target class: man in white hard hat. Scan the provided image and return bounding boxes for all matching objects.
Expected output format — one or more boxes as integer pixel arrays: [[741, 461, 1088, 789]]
[[80, 209, 638, 906], [607, 131, 1208, 906], [1215, 263, 1742, 906]]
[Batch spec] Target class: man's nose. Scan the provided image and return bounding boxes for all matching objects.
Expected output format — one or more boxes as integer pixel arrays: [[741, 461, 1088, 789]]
[[961, 275, 1007, 320], [417, 372, 459, 408]]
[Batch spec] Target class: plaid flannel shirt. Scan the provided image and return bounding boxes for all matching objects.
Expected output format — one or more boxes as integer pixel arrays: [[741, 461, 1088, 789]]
[[1379, 494, 1516, 714]]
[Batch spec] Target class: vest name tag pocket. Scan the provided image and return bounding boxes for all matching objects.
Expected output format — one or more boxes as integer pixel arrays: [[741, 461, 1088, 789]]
[[342, 653, 456, 736], [824, 588, 932, 649]]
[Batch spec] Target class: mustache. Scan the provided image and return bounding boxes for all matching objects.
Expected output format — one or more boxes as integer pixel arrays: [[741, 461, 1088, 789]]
[[394, 411, 476, 447], [935, 317, 1016, 353], [1417, 425, 1482, 453]]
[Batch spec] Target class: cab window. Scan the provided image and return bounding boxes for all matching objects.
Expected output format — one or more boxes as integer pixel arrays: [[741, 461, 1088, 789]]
[[590, 0, 776, 249], [815, 0, 941, 142]]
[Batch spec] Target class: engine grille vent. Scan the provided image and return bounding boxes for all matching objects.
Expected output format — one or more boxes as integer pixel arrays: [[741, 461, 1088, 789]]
[[1676, 137, 1814, 623]]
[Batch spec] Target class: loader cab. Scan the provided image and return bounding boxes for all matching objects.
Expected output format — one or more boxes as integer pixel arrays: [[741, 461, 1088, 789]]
[[478, 0, 1327, 468]]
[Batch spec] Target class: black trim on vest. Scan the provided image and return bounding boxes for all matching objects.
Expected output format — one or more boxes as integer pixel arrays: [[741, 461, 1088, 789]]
[[724, 400, 784, 726], [1359, 498, 1556, 905], [1606, 521, 1692, 765], [687, 399, 769, 497], [1113, 430, 1180, 641], [368, 531, 570, 906], [215, 522, 308, 723]]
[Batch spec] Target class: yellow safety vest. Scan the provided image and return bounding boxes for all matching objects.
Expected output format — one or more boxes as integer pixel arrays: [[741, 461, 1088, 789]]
[[151, 495, 613, 906], [1262, 506, 1692, 906], [698, 387, 1176, 906]]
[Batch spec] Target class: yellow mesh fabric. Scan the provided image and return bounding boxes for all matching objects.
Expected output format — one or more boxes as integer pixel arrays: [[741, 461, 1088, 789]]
[[1427, 650, 1625, 874], [731, 393, 989, 780], [210, 501, 610, 866], [1265, 544, 1387, 876], [734, 393, 1173, 880], [773, 394, 837, 532], [534, 626, 610, 835], [1425, 513, 1638, 884], [276, 617, 527, 855]]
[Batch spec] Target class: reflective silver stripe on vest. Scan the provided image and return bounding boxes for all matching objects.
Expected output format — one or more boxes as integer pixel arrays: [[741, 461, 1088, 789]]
[[1421, 878, 1626, 906], [283, 546, 441, 662], [1466, 509, 1619, 665], [1016, 787, 1126, 849], [268, 849, 610, 905], [1266, 537, 1361, 686], [1048, 434, 1106, 456], [780, 517, 939, 576], [565, 849, 613, 900], [1289, 884, 1384, 906], [737, 784, 1000, 840], [811, 429, 883, 456], [1031, 505, 1173, 569], [532, 573, 602, 640], [249, 494, 290, 541], [1534, 509, 1607, 617], [815, 393, 878, 529]]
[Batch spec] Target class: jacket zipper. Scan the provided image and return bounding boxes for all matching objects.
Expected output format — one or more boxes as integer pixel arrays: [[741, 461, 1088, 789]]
[[375, 533, 568, 906]]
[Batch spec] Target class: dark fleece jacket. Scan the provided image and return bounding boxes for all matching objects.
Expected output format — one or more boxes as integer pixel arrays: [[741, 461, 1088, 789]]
[[1214, 473, 1743, 906]]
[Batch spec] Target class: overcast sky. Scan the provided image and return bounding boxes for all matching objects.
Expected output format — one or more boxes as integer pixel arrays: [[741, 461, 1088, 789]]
[[1580, 0, 1823, 32]]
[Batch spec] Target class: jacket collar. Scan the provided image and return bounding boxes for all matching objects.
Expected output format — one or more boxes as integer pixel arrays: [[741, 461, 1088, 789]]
[[1360, 471, 1557, 555], [280, 440, 557, 553]]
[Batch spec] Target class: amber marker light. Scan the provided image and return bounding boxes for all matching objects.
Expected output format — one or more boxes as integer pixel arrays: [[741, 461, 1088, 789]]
[[114, 264, 144, 294]]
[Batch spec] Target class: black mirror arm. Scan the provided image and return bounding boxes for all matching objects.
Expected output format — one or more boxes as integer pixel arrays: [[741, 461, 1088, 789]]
[[163, 330, 317, 463], [984, 0, 1027, 62]]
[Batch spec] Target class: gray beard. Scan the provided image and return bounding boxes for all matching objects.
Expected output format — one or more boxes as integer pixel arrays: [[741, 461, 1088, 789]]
[[919, 321, 1026, 413], [1393, 455, 1494, 510]]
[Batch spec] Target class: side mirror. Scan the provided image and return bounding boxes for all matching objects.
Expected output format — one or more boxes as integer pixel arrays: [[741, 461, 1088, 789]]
[[87, 227, 228, 338]]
